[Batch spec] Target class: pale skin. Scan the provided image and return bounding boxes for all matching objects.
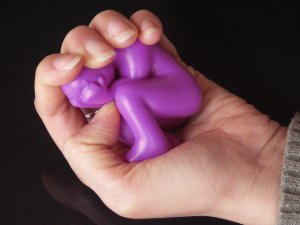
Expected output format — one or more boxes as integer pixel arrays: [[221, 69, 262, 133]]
[[34, 10, 287, 225]]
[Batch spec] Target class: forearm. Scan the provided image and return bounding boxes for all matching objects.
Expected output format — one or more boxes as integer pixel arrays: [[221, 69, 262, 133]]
[[233, 114, 300, 225]]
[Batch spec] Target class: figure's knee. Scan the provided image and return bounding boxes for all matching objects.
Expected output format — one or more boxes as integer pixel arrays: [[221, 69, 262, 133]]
[[114, 82, 140, 105]]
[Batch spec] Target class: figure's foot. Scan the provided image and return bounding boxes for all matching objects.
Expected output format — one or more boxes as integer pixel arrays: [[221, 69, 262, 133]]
[[125, 132, 180, 162], [165, 131, 181, 147]]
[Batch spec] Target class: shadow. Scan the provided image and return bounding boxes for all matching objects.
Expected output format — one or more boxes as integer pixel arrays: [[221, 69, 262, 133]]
[[41, 158, 239, 225]]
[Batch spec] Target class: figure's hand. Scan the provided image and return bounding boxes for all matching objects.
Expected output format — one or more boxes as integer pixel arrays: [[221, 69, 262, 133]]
[[35, 10, 287, 225]]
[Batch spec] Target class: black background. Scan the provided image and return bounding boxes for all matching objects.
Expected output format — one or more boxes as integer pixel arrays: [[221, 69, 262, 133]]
[[2, 1, 300, 225]]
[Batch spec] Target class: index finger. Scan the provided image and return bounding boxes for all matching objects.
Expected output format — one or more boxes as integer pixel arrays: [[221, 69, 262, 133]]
[[34, 53, 87, 149]]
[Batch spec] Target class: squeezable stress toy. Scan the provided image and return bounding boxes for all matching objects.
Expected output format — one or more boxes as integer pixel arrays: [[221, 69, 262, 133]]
[[62, 40, 202, 162]]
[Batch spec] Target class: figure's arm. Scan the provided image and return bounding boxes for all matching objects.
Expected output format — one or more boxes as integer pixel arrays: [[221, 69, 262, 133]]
[[113, 40, 153, 79]]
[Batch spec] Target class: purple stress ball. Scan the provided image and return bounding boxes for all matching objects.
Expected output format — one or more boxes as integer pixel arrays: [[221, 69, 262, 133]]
[[62, 40, 202, 162]]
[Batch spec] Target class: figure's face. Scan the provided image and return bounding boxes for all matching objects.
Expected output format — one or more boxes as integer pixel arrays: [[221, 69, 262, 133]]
[[62, 67, 113, 108]]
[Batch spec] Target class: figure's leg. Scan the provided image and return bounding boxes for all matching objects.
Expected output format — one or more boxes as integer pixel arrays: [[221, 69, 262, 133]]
[[116, 84, 171, 162], [119, 118, 135, 146], [118, 116, 182, 153], [114, 77, 200, 162]]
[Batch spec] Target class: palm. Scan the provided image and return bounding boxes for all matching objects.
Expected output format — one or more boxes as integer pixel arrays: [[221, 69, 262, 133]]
[[125, 68, 285, 219]]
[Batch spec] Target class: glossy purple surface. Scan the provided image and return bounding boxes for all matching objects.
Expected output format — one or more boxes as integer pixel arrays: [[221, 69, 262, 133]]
[[62, 40, 202, 162]]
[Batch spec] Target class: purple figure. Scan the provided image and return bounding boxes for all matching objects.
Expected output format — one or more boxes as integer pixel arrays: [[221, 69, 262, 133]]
[[62, 40, 202, 162]]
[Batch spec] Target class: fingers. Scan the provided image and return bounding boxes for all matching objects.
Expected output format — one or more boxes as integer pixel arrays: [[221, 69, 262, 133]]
[[90, 10, 164, 46], [131, 10, 178, 58], [130, 10, 163, 45], [34, 53, 87, 149], [89, 10, 138, 48], [62, 10, 164, 69], [61, 25, 116, 68]]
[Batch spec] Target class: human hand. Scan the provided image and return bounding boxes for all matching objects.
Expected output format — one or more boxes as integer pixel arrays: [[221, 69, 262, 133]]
[[42, 159, 235, 225], [35, 10, 287, 225]]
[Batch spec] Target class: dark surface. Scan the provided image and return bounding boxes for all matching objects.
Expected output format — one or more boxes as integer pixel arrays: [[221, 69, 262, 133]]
[[2, 1, 300, 225]]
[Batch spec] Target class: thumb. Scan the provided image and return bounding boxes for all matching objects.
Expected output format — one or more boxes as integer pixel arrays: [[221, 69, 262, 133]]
[[62, 101, 124, 186], [76, 101, 120, 148]]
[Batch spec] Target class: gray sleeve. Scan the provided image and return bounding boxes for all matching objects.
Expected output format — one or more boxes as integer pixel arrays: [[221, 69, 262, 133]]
[[277, 113, 300, 225]]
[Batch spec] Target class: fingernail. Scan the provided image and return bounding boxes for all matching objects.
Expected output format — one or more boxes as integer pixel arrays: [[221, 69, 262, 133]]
[[101, 101, 115, 114], [141, 20, 159, 37], [92, 102, 116, 122], [85, 39, 115, 63], [54, 55, 81, 70], [107, 20, 135, 44]]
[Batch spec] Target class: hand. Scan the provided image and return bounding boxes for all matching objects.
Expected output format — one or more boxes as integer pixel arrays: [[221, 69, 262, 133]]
[[35, 10, 287, 225]]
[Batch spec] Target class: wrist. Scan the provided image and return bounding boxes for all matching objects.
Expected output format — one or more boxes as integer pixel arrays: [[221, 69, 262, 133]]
[[215, 126, 287, 225]]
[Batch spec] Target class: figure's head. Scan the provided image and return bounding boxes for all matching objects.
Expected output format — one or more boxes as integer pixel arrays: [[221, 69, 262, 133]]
[[62, 65, 114, 108]]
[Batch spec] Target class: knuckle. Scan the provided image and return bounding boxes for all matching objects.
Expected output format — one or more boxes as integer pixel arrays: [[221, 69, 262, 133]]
[[36, 55, 51, 73], [91, 10, 121, 25], [135, 9, 153, 16], [63, 25, 89, 44], [33, 98, 42, 116], [131, 9, 157, 20], [35, 54, 58, 80], [62, 134, 82, 155], [35, 59, 45, 77]]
